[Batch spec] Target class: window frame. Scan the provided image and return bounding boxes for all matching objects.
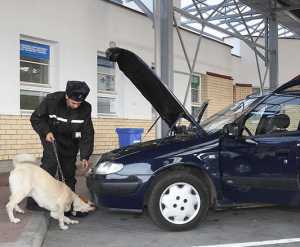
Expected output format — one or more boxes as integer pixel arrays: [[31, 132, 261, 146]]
[[241, 94, 300, 137], [97, 52, 118, 116], [191, 74, 202, 119], [20, 37, 54, 113]]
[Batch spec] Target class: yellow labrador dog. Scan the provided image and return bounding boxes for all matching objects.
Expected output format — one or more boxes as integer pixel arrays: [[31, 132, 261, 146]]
[[6, 154, 95, 230]]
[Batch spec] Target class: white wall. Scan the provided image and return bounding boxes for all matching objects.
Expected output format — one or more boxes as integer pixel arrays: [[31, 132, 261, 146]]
[[0, 0, 234, 119], [94, 1, 155, 119], [173, 71, 191, 110], [173, 29, 233, 77], [0, 0, 98, 115], [0, 11, 20, 114], [4, 0, 298, 119], [231, 38, 300, 88]]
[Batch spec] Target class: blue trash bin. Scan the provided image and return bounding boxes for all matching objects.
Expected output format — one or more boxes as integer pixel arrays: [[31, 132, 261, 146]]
[[116, 128, 144, 147]]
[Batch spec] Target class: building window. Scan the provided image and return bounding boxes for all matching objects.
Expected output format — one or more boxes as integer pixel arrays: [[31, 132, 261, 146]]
[[97, 54, 117, 115], [20, 90, 47, 111], [97, 97, 116, 115], [191, 75, 201, 119], [20, 39, 52, 111]]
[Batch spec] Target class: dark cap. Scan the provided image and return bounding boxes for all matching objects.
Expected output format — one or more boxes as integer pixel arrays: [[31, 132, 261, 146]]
[[66, 81, 90, 102]]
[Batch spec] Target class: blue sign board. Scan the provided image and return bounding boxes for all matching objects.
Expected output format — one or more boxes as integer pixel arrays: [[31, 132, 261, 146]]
[[97, 55, 114, 68], [20, 40, 50, 61]]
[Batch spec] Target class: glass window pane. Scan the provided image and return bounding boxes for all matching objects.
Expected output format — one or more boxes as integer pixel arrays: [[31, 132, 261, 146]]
[[280, 82, 300, 95], [20, 61, 48, 84], [98, 66, 114, 75], [20, 90, 46, 110], [97, 55, 115, 92], [282, 104, 300, 131], [191, 75, 200, 89], [191, 75, 200, 103], [192, 106, 200, 119], [191, 89, 199, 103], [97, 97, 116, 114], [21, 56, 49, 64], [98, 74, 115, 91], [243, 95, 300, 136], [97, 56, 114, 68]]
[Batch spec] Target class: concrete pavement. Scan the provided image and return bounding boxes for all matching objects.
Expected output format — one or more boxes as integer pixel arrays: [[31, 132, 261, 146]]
[[0, 155, 98, 247], [0, 172, 49, 247]]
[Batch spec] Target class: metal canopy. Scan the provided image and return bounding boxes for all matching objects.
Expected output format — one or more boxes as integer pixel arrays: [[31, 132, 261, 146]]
[[112, 0, 300, 89], [109, 0, 300, 136], [118, 0, 300, 40], [240, 0, 300, 37]]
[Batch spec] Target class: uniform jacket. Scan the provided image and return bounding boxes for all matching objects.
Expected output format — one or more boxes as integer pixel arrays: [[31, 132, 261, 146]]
[[30, 92, 94, 160]]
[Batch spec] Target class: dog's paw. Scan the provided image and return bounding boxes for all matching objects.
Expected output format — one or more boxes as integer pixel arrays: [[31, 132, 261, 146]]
[[11, 218, 21, 224], [60, 225, 69, 230], [70, 220, 79, 224]]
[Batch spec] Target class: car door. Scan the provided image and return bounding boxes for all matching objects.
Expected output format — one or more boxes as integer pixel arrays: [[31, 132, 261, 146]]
[[220, 94, 300, 206]]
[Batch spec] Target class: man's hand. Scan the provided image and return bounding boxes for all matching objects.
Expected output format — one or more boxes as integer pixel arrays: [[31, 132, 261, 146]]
[[46, 132, 55, 143], [81, 159, 89, 169]]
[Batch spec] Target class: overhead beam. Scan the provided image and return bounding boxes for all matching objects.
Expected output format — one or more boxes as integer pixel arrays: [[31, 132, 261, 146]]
[[174, 6, 266, 61], [205, 10, 258, 21], [217, 15, 264, 25], [185, 1, 237, 13], [130, 0, 153, 19]]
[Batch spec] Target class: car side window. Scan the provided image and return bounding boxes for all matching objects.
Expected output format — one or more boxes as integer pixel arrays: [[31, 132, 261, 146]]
[[242, 95, 300, 137]]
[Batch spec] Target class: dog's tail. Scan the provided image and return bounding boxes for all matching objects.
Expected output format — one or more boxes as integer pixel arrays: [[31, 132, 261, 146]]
[[13, 153, 37, 167]]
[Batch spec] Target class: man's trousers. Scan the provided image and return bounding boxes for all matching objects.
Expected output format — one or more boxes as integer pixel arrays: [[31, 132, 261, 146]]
[[40, 138, 77, 191]]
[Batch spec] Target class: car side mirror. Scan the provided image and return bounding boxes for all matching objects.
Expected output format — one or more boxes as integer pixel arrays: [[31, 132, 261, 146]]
[[223, 123, 239, 138]]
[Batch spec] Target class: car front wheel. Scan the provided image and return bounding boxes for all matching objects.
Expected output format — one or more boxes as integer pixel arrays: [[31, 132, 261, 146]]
[[147, 170, 209, 231]]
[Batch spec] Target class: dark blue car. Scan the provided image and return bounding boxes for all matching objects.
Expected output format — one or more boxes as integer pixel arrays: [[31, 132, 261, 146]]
[[87, 47, 300, 231]]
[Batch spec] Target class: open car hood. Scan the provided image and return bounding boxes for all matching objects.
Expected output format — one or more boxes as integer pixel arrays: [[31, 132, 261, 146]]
[[106, 47, 201, 130]]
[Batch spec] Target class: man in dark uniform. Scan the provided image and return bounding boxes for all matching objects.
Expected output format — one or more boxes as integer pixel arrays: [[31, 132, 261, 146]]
[[29, 81, 94, 200]]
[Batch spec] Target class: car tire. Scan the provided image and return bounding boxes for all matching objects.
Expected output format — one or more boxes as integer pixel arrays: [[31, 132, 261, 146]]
[[147, 169, 209, 231]]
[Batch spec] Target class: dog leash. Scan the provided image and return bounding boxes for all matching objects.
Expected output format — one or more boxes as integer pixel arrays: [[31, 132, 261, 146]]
[[52, 141, 65, 184]]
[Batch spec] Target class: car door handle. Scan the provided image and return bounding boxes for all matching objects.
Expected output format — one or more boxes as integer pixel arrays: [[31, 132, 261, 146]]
[[276, 151, 289, 156], [275, 151, 289, 165], [245, 139, 258, 145]]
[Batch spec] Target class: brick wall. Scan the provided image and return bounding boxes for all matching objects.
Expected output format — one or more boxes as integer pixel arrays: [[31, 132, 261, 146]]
[[233, 83, 253, 102], [93, 118, 156, 154], [201, 72, 234, 117], [0, 115, 156, 161]]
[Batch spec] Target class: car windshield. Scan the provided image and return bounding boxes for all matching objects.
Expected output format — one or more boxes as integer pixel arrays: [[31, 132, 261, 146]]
[[200, 97, 259, 134]]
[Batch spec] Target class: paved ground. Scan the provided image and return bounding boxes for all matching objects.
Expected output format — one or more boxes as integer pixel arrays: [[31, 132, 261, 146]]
[[0, 155, 98, 247], [43, 178, 300, 247], [0, 178, 30, 243], [43, 205, 300, 247], [0, 172, 48, 247], [3, 157, 300, 247]]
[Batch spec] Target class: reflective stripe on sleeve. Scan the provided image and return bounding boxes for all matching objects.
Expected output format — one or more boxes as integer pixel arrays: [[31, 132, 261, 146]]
[[48, 115, 68, 123], [71, 120, 84, 124]]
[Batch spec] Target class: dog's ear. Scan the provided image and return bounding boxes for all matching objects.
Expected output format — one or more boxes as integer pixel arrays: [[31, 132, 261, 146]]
[[78, 195, 89, 204], [78, 194, 96, 210]]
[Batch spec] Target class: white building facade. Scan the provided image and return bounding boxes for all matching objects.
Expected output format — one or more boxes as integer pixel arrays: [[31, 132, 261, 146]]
[[0, 0, 299, 162]]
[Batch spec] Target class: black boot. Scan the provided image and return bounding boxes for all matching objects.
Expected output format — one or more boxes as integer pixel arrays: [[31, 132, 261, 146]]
[[64, 209, 89, 218]]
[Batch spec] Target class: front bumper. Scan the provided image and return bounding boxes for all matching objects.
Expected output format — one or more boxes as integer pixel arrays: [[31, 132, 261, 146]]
[[86, 173, 151, 210]]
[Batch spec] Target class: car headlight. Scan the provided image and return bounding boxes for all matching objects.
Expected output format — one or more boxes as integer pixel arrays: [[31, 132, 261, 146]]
[[95, 161, 124, 175]]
